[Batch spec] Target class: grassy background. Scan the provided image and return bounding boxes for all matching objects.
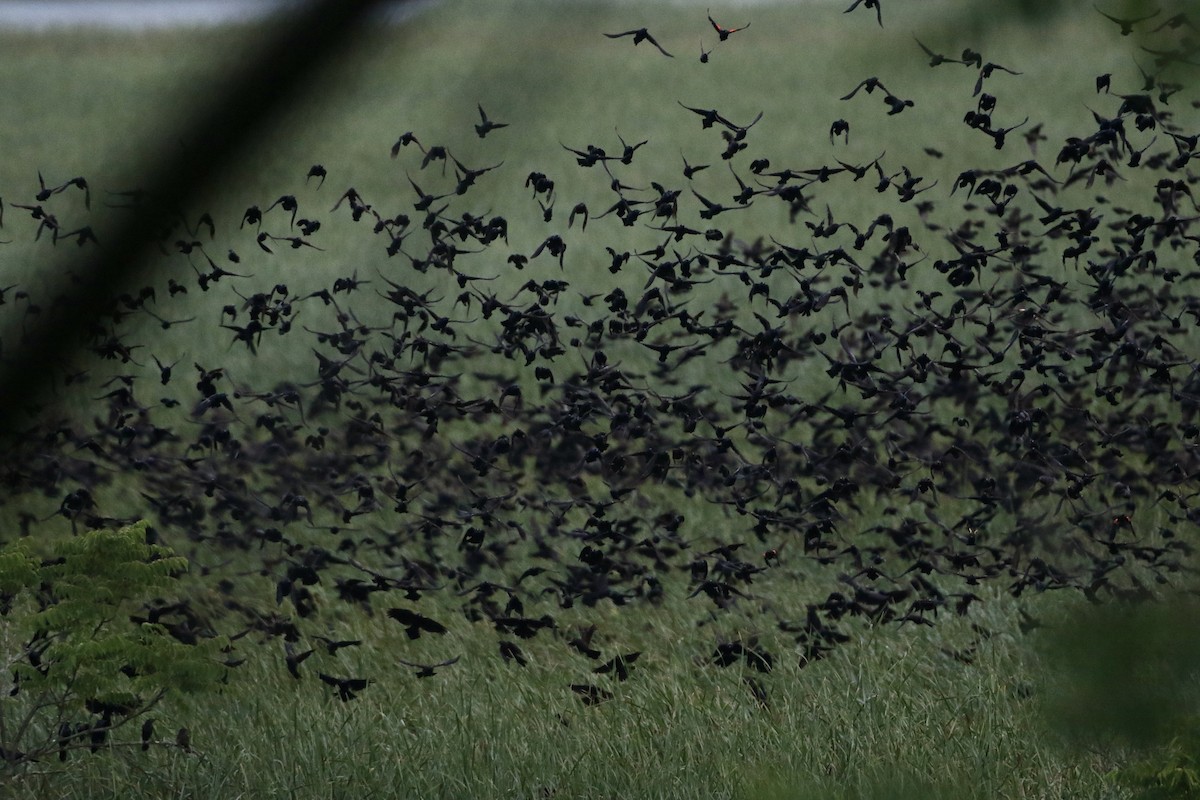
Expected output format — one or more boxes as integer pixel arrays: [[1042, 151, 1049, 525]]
[[8, 589, 1126, 800], [0, 1, 1195, 797]]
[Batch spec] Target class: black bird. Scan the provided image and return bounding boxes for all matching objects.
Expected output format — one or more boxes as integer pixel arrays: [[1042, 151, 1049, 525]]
[[387, 607, 448, 639], [974, 62, 1022, 97], [390, 130, 422, 157], [692, 189, 750, 220], [603, 28, 674, 58], [830, 119, 850, 144], [240, 205, 262, 229], [883, 93, 915, 115], [615, 130, 648, 165], [284, 641, 315, 679], [315, 636, 363, 655], [265, 194, 299, 228], [568, 202, 589, 230], [475, 104, 509, 138], [141, 719, 154, 751], [678, 101, 734, 130], [397, 656, 460, 678], [570, 684, 613, 706], [593, 651, 641, 681], [844, 0, 883, 26], [915, 37, 962, 67], [306, 164, 326, 188], [176, 727, 191, 753], [708, 9, 750, 40], [841, 76, 891, 100], [1094, 5, 1160, 35], [499, 640, 528, 666], [318, 673, 370, 701], [682, 154, 710, 179]]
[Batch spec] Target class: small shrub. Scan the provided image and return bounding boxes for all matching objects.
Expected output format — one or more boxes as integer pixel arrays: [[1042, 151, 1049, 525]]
[[0, 521, 228, 770]]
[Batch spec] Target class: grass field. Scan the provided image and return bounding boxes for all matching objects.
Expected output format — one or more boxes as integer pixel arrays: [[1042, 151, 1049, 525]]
[[1, 1, 1198, 798]]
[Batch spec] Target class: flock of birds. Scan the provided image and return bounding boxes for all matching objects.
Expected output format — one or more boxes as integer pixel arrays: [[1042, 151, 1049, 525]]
[[3, 3, 1200, 759]]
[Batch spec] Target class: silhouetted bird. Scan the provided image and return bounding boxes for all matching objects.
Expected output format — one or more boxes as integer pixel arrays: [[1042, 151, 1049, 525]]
[[844, 0, 883, 26], [319, 673, 370, 701], [398, 656, 460, 678], [708, 10, 750, 40], [475, 104, 509, 138], [387, 607, 448, 639], [1094, 5, 1160, 35], [603, 28, 673, 57]]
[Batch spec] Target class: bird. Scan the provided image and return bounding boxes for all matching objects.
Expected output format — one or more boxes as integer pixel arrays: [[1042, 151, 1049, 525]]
[[915, 37, 962, 67], [682, 153, 710, 179], [284, 641, 315, 679], [387, 607, 448, 639], [708, 10, 750, 40], [397, 656, 460, 678], [175, 727, 191, 753], [603, 28, 673, 57], [844, 0, 883, 26], [974, 62, 1022, 97], [593, 651, 641, 681], [570, 684, 614, 706], [319, 673, 370, 701], [474, 104, 509, 138], [1094, 5, 1161, 35], [841, 76, 891, 100], [306, 164, 326, 188], [499, 640, 528, 666], [830, 119, 850, 144]]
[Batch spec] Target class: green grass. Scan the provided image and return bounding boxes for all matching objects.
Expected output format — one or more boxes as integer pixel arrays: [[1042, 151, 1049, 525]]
[[4, 588, 1129, 800], [0, 1, 1198, 797]]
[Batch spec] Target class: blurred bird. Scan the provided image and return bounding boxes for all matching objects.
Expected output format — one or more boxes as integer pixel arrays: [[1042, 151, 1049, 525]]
[[604, 28, 674, 57]]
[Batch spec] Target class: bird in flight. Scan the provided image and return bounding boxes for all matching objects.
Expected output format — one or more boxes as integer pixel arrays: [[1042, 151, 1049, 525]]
[[841, 76, 891, 100], [1094, 5, 1161, 36], [845, 0, 883, 26], [397, 656, 460, 678], [708, 10, 750, 40], [604, 28, 674, 57], [475, 104, 508, 138], [915, 37, 962, 67]]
